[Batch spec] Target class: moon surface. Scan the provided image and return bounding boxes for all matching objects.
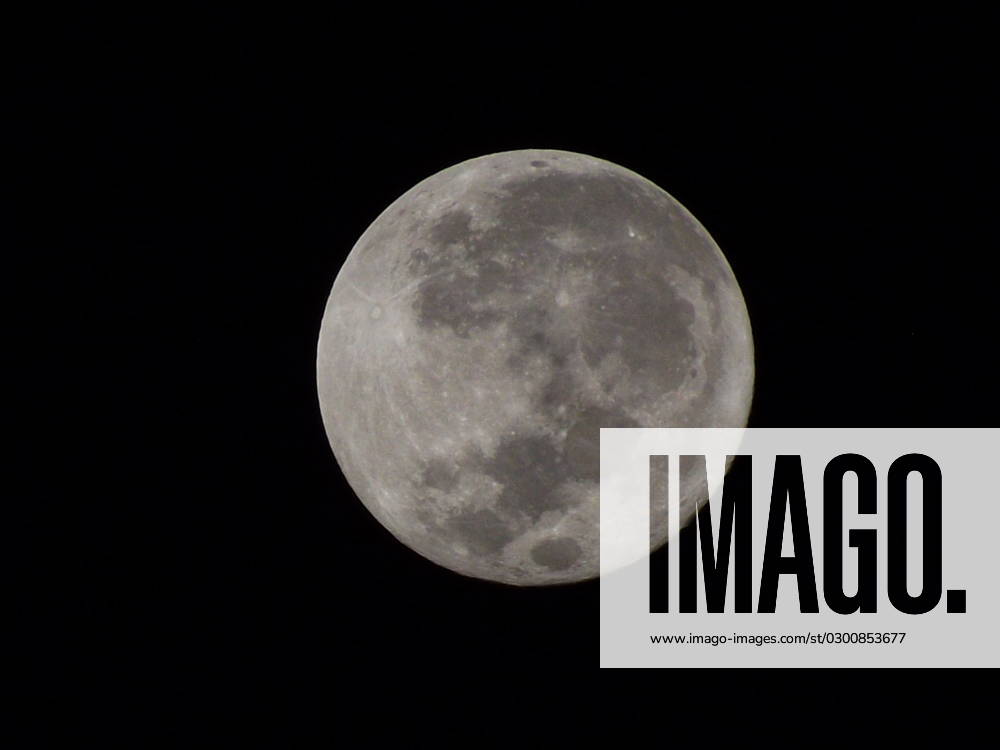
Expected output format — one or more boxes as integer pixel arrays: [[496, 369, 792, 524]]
[[317, 150, 753, 585]]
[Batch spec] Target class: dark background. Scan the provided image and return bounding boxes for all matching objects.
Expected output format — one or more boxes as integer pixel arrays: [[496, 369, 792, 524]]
[[10, 9, 998, 691]]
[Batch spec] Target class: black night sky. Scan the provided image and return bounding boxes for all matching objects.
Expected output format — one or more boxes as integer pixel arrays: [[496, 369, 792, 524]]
[[11, 8, 998, 702]]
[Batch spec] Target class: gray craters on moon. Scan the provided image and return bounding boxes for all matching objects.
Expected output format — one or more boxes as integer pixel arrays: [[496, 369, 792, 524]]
[[414, 271, 502, 337], [420, 457, 459, 492], [483, 434, 566, 520], [493, 171, 642, 246], [446, 508, 515, 556], [577, 252, 697, 394], [530, 537, 582, 571], [426, 207, 475, 249], [405, 247, 430, 274], [317, 149, 755, 585]]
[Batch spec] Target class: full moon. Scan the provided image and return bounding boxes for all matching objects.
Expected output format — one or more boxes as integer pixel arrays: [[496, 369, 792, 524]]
[[317, 150, 753, 585]]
